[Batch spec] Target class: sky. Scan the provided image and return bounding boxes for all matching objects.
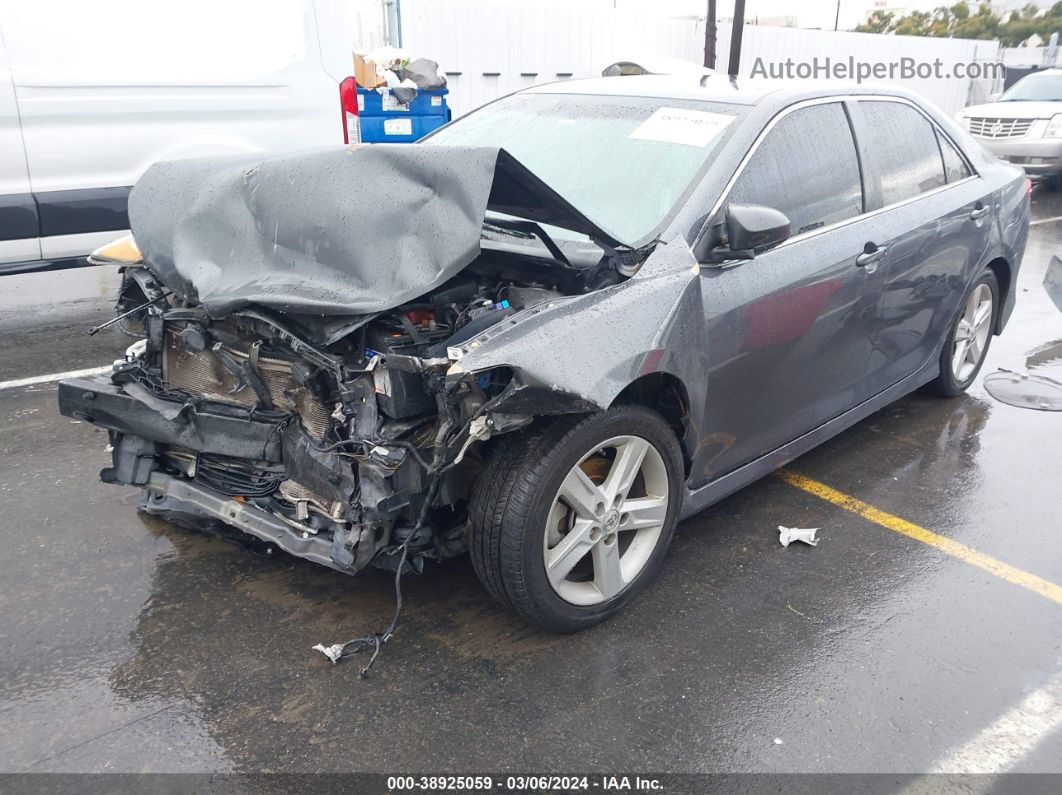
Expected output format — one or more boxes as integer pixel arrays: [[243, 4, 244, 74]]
[[613, 0, 1058, 32], [613, 0, 890, 31]]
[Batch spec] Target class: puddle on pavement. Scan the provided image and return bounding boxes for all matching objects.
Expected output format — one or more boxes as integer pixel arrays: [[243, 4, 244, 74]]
[[1045, 254, 1062, 312], [983, 338, 1062, 411]]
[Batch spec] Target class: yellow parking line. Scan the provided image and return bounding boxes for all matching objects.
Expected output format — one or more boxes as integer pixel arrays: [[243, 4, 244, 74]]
[[776, 469, 1062, 606]]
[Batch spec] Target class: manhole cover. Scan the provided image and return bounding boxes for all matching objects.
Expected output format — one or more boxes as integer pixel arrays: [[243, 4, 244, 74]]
[[983, 369, 1062, 411]]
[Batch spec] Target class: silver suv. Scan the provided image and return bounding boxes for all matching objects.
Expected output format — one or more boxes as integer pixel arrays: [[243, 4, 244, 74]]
[[957, 68, 1062, 183]]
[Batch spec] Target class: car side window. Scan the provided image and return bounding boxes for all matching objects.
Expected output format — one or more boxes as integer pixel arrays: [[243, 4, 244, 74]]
[[860, 100, 947, 205], [937, 130, 972, 183], [726, 102, 863, 237]]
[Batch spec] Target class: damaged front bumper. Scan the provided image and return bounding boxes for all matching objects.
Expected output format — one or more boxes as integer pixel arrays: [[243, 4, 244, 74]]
[[59, 377, 283, 463], [58, 375, 396, 573], [142, 471, 351, 572]]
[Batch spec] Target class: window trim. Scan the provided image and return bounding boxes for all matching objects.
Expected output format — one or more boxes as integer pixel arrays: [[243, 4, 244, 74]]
[[935, 125, 974, 184], [699, 94, 979, 257], [721, 98, 866, 238], [853, 97, 976, 207]]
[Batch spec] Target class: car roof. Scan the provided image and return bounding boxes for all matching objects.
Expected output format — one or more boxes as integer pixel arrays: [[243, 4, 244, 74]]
[[524, 73, 916, 107]]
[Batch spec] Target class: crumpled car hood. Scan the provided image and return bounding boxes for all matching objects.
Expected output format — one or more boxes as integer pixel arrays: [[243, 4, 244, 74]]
[[128, 144, 625, 318]]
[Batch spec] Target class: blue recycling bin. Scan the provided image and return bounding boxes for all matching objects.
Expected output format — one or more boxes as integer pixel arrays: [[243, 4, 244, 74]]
[[357, 87, 451, 143]]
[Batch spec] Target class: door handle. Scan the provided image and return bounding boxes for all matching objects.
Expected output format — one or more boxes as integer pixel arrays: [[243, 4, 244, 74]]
[[856, 244, 887, 268], [970, 204, 989, 220]]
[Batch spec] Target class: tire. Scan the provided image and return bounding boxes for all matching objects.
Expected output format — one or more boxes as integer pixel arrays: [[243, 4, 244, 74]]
[[927, 267, 999, 397], [468, 405, 683, 633]]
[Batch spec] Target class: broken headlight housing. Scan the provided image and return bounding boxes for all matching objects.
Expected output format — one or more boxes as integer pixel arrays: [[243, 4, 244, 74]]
[[88, 234, 143, 266]]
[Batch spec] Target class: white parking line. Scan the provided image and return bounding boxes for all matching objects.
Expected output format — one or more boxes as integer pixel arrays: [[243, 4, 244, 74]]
[[1030, 215, 1062, 226], [0, 366, 111, 391], [927, 673, 1062, 773]]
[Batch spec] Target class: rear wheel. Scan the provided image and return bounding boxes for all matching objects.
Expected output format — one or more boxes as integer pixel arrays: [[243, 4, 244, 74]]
[[928, 268, 998, 397], [468, 406, 683, 633]]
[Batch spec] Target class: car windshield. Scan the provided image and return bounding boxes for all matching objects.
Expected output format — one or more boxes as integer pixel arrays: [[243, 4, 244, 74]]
[[422, 92, 746, 244], [1001, 74, 1062, 101]]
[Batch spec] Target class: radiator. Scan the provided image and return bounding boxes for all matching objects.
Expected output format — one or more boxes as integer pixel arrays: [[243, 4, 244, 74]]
[[162, 331, 332, 438]]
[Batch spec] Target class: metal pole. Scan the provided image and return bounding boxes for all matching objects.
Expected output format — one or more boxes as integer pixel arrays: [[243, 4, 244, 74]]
[[728, 0, 745, 77], [704, 0, 717, 69], [384, 0, 402, 47]]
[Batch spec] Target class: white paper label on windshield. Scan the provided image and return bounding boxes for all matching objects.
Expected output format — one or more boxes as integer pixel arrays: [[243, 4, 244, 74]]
[[629, 108, 735, 148]]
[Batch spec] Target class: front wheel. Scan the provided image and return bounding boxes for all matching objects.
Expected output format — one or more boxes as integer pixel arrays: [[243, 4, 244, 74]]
[[928, 267, 998, 397], [468, 406, 683, 633]]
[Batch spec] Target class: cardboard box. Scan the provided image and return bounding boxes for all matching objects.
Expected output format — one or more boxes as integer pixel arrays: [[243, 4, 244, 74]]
[[353, 53, 386, 89]]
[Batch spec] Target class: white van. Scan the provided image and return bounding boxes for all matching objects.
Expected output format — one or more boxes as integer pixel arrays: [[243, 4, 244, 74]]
[[0, 0, 383, 273]]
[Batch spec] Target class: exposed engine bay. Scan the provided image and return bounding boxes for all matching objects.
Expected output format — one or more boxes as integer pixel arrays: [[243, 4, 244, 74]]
[[56, 144, 663, 582], [61, 243, 626, 578]]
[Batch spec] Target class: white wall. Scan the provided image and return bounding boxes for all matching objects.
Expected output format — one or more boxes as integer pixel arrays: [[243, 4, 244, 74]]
[[400, 0, 701, 116], [1001, 45, 1060, 68], [322, 0, 390, 79], [400, 1, 1000, 117]]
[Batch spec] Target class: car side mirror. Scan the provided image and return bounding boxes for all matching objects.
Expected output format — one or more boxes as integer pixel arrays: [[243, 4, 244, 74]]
[[723, 203, 791, 257], [694, 203, 792, 264]]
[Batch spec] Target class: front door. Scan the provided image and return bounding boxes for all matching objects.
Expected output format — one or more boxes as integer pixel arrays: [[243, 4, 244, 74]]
[[691, 100, 881, 484]]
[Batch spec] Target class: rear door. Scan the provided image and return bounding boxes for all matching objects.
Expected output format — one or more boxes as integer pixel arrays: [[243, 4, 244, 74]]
[[0, 26, 39, 265], [693, 100, 882, 483], [852, 98, 991, 394]]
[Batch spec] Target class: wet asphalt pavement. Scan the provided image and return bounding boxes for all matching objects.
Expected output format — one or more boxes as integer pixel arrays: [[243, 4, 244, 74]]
[[1, 195, 1060, 777]]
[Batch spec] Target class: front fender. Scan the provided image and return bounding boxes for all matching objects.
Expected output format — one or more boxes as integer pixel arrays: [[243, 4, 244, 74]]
[[454, 238, 709, 426]]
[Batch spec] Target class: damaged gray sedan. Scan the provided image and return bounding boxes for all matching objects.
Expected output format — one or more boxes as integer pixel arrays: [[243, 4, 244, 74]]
[[59, 76, 1029, 634]]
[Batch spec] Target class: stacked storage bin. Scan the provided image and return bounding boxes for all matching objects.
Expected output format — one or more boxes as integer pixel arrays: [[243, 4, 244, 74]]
[[357, 87, 451, 143]]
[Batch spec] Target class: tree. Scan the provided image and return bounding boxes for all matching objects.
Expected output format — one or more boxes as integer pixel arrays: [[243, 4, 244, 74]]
[[851, 0, 1051, 45], [892, 10, 933, 36], [1002, 8, 1045, 44], [854, 10, 893, 34], [928, 7, 954, 36], [1038, 3, 1062, 39], [952, 3, 999, 39]]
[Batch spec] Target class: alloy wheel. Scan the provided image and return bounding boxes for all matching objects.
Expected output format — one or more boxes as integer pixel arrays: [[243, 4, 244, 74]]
[[951, 283, 993, 383], [542, 435, 669, 606]]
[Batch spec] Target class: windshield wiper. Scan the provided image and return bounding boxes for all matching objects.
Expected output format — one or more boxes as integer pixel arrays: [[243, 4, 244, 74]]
[[482, 220, 535, 240], [481, 217, 572, 267], [481, 216, 654, 278]]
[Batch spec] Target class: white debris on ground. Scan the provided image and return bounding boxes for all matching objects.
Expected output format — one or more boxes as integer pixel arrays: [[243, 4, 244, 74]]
[[778, 526, 820, 548]]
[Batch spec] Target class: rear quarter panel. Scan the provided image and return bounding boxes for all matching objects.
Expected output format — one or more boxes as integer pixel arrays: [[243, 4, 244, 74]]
[[990, 169, 1030, 331]]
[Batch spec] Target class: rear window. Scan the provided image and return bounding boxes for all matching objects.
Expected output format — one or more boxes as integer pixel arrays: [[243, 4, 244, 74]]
[[859, 100, 947, 206], [423, 93, 747, 244], [938, 131, 972, 183]]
